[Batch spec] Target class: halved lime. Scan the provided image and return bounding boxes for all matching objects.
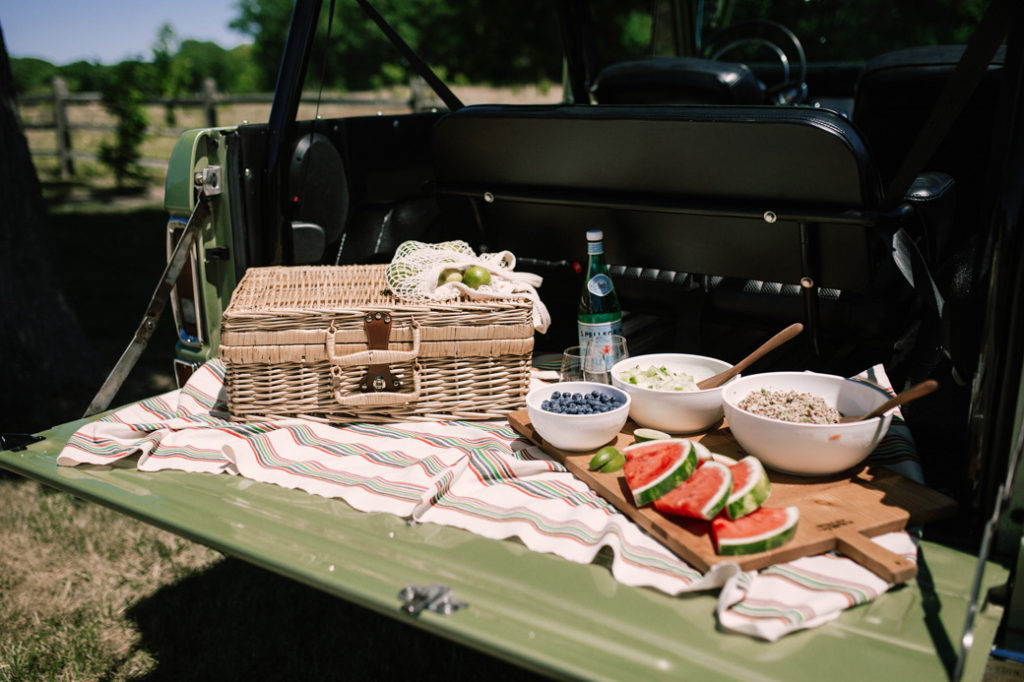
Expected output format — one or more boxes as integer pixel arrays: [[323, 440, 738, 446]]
[[599, 453, 626, 473], [589, 446, 622, 471], [633, 428, 671, 443]]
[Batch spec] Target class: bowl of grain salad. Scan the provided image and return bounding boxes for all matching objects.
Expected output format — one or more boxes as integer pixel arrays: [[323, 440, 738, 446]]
[[721, 372, 894, 476]]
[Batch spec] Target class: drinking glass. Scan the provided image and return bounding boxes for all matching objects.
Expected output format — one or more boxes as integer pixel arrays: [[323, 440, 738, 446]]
[[559, 345, 587, 382], [583, 335, 629, 384]]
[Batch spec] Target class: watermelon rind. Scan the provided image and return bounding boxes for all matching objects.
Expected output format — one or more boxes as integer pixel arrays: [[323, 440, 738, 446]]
[[725, 455, 771, 520], [691, 461, 733, 519], [624, 439, 698, 506], [711, 453, 738, 467], [692, 440, 712, 462], [714, 506, 800, 555], [654, 460, 733, 520]]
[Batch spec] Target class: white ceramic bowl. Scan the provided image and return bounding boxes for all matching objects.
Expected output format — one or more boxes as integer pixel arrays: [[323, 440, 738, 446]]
[[610, 353, 736, 434], [526, 381, 631, 452], [721, 371, 894, 476]]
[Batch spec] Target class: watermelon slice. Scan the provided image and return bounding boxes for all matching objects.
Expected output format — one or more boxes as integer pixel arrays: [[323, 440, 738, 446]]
[[692, 440, 712, 462], [713, 506, 800, 555], [653, 460, 733, 520], [622, 439, 698, 506], [724, 455, 771, 520]]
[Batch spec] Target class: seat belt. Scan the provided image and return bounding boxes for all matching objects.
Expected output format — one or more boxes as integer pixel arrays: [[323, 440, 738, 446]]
[[880, 0, 1012, 325]]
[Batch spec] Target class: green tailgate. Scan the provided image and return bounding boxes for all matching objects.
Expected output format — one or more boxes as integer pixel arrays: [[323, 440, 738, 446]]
[[0, 416, 1007, 682]]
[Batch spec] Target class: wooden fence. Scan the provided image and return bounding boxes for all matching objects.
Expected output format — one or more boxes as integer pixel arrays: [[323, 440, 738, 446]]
[[18, 77, 434, 178]]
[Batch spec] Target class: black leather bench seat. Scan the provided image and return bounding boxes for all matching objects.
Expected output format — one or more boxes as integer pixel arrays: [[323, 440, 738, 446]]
[[432, 103, 896, 293], [430, 103, 920, 364]]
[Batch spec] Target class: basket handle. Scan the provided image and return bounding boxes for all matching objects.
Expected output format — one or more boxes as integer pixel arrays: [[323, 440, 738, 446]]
[[330, 364, 422, 406], [324, 322, 421, 366]]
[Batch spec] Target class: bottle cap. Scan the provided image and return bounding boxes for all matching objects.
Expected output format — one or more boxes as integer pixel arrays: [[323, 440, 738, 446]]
[[586, 229, 603, 241]]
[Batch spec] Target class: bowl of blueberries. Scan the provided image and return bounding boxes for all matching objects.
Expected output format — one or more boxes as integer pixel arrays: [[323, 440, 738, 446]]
[[525, 381, 631, 452]]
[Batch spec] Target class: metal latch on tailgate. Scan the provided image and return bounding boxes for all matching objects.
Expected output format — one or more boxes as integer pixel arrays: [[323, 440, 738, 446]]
[[398, 583, 467, 616]]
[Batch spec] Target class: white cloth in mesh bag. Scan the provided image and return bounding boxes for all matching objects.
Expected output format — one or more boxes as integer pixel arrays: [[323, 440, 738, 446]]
[[385, 240, 551, 333]]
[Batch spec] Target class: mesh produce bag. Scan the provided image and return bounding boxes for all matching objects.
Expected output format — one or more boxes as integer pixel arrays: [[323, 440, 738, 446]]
[[385, 240, 551, 332]]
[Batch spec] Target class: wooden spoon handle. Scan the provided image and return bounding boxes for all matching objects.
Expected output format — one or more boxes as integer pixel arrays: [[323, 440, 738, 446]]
[[697, 323, 804, 390], [841, 379, 939, 423]]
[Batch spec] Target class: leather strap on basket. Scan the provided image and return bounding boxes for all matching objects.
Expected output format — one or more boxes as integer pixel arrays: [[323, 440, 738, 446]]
[[326, 315, 422, 406], [361, 312, 399, 392]]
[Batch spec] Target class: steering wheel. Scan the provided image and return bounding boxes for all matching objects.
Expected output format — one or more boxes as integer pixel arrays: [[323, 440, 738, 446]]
[[702, 20, 808, 104]]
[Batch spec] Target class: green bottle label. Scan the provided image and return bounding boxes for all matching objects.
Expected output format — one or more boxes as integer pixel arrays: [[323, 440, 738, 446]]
[[587, 274, 614, 296]]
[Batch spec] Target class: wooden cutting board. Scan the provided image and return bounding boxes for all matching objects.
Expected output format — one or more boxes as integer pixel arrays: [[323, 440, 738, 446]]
[[507, 410, 957, 582]]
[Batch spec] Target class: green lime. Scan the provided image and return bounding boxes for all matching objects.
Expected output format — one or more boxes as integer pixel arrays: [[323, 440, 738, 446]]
[[599, 453, 626, 473], [437, 267, 463, 285], [588, 445, 622, 471], [462, 265, 491, 289], [633, 428, 671, 443]]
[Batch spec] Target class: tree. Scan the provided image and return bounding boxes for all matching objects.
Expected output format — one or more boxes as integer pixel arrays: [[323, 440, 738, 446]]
[[98, 61, 150, 188], [232, 0, 296, 90], [231, 0, 563, 91], [8, 57, 56, 95], [152, 23, 254, 96], [0, 22, 103, 434], [57, 59, 109, 92]]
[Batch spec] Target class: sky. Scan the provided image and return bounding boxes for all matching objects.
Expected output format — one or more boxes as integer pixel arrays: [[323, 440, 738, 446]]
[[1, 0, 251, 65]]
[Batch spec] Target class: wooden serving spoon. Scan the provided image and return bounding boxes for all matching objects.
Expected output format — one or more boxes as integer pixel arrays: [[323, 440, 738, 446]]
[[839, 379, 939, 423], [696, 322, 805, 390]]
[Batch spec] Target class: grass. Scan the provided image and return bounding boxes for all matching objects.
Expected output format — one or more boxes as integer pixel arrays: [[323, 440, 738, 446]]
[[0, 478, 545, 681], [0, 481, 218, 681]]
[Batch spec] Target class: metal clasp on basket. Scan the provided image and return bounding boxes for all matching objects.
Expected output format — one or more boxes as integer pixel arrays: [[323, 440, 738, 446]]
[[359, 311, 401, 393]]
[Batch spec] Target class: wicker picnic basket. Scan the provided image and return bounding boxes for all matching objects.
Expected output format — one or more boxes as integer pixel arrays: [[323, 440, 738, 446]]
[[218, 264, 535, 424]]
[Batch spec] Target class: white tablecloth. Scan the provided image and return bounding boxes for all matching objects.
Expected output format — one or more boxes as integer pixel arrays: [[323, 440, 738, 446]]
[[58, 360, 920, 641]]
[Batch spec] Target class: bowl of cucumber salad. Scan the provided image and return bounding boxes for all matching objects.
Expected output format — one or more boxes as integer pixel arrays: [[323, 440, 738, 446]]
[[611, 353, 736, 433]]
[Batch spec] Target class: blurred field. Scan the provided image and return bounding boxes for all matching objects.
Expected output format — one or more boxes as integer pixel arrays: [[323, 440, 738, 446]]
[[18, 83, 561, 185], [2, 86, 558, 681]]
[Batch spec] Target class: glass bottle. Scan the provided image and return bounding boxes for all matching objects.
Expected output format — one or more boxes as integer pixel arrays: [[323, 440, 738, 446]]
[[577, 229, 623, 349]]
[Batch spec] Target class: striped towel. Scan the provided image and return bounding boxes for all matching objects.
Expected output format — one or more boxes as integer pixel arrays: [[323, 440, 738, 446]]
[[57, 359, 920, 641]]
